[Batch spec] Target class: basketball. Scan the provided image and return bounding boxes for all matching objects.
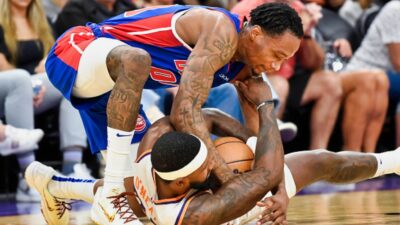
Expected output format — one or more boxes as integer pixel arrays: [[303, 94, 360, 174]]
[[214, 137, 254, 174]]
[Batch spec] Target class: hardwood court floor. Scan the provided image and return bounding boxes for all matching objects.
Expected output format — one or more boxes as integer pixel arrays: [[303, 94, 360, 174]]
[[288, 190, 400, 224], [0, 189, 399, 225]]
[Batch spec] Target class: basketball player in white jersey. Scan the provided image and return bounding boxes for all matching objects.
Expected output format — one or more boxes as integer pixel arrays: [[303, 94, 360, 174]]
[[26, 78, 400, 225]]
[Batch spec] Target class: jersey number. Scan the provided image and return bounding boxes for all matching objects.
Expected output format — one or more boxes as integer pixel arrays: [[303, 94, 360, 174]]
[[149, 60, 186, 85]]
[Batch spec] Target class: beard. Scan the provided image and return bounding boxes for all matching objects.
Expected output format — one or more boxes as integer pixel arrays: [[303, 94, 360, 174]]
[[190, 173, 221, 191]]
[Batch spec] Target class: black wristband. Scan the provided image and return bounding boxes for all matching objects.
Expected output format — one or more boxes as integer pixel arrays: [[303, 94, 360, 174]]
[[256, 100, 275, 110]]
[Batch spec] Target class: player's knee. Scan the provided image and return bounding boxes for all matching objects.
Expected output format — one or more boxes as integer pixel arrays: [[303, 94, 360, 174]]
[[125, 48, 152, 75], [131, 48, 152, 68], [107, 46, 152, 80]]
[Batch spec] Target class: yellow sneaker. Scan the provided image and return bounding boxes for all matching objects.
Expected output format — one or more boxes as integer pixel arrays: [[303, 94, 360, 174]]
[[91, 186, 142, 225], [25, 161, 72, 225]]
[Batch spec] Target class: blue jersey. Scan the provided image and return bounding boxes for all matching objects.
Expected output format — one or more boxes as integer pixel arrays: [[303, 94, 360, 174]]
[[45, 5, 245, 153]]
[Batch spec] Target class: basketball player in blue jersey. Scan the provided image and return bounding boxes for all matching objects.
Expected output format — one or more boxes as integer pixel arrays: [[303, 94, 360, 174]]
[[27, 77, 400, 225], [45, 3, 303, 224]]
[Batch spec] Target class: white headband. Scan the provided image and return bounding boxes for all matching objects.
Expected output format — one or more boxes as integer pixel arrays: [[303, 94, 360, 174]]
[[155, 138, 208, 181]]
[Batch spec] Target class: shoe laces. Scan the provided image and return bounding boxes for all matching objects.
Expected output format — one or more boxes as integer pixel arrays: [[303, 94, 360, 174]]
[[108, 192, 138, 223], [54, 197, 74, 219]]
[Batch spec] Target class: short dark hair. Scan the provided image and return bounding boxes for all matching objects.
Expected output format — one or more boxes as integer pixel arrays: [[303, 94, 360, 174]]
[[249, 2, 303, 38], [151, 131, 201, 173]]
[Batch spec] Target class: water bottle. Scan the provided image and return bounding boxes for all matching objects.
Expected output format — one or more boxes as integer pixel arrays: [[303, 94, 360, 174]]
[[323, 42, 347, 73]]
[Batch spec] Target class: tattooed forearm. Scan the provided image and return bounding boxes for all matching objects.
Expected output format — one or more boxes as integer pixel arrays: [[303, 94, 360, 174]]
[[171, 18, 238, 183], [106, 46, 151, 131], [182, 104, 285, 225], [183, 168, 273, 225], [173, 67, 234, 182]]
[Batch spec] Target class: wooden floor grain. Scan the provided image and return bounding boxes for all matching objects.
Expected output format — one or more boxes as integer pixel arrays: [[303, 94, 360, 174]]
[[1, 190, 399, 225]]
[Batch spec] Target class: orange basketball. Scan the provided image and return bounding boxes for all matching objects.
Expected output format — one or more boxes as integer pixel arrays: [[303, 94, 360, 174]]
[[214, 137, 254, 174]]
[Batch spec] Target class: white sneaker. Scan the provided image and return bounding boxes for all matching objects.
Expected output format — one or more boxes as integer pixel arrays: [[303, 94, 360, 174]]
[[0, 126, 44, 156], [68, 163, 94, 180], [277, 119, 298, 143], [91, 187, 142, 225], [25, 161, 72, 225], [16, 173, 41, 202]]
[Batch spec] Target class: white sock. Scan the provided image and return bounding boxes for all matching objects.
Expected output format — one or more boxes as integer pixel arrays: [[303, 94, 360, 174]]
[[370, 148, 400, 178], [103, 127, 134, 194], [48, 175, 96, 203]]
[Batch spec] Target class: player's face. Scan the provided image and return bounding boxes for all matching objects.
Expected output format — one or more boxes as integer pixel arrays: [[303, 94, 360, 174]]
[[188, 155, 213, 189], [245, 29, 301, 75]]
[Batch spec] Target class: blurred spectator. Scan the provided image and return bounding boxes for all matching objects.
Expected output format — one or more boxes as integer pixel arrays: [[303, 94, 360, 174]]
[[54, 0, 137, 37], [0, 69, 44, 201], [0, 0, 90, 183], [231, 0, 268, 18], [233, 0, 388, 152], [42, 0, 69, 23], [304, 0, 346, 11], [344, 0, 400, 147], [313, 0, 389, 152], [339, 0, 375, 27], [285, 3, 343, 149], [302, 0, 388, 152]]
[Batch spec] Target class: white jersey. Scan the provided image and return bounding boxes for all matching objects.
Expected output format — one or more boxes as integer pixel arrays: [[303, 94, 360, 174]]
[[132, 150, 208, 225], [132, 151, 296, 225]]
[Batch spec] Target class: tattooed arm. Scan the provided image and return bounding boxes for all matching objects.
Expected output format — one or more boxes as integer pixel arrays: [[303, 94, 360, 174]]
[[182, 78, 284, 225], [231, 66, 261, 135], [202, 108, 254, 142], [170, 11, 238, 183]]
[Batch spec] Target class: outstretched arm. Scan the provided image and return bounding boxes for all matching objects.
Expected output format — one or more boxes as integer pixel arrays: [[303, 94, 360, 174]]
[[182, 77, 284, 225], [170, 11, 238, 183]]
